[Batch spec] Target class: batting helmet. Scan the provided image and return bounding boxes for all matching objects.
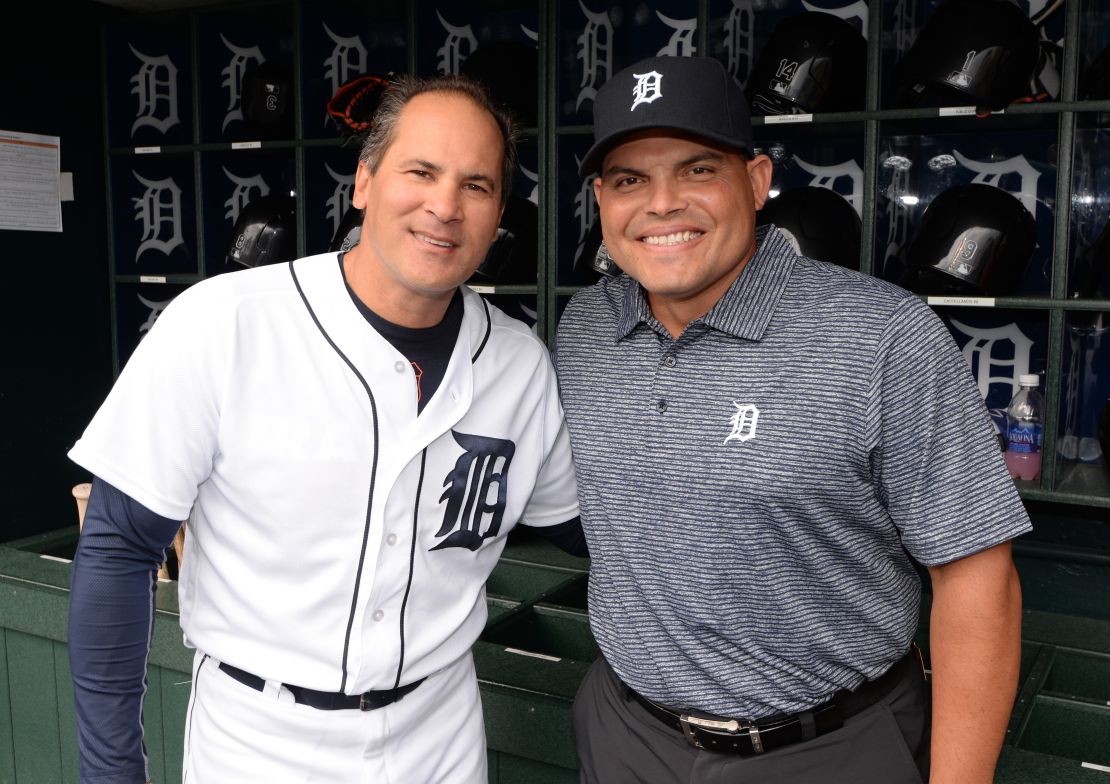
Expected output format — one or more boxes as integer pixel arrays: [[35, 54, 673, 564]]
[[329, 204, 363, 253], [226, 195, 297, 268], [571, 220, 623, 284], [756, 186, 862, 270], [242, 60, 295, 139], [747, 11, 867, 116], [471, 194, 538, 285], [894, 0, 1056, 110], [899, 183, 1036, 296]]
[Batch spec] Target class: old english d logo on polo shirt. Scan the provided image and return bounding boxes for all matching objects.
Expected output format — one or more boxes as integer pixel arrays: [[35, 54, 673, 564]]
[[631, 70, 663, 110], [725, 402, 759, 444]]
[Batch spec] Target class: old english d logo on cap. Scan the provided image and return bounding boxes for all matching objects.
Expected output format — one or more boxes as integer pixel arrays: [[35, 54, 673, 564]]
[[630, 70, 664, 110], [579, 56, 756, 176]]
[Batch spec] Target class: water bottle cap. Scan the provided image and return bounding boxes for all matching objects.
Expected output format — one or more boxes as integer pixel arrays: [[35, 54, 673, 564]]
[[1019, 373, 1040, 387]]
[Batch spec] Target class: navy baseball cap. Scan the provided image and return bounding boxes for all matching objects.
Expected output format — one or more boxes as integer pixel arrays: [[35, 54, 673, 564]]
[[579, 56, 755, 177]]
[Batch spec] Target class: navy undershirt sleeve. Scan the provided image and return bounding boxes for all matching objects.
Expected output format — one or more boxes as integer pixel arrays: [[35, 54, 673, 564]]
[[68, 477, 183, 784], [530, 516, 589, 558]]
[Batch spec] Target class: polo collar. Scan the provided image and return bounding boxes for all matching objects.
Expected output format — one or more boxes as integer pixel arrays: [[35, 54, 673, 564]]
[[614, 225, 798, 342]]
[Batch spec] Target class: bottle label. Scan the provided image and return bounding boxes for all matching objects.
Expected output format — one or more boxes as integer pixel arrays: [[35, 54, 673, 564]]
[[1006, 422, 1043, 454]]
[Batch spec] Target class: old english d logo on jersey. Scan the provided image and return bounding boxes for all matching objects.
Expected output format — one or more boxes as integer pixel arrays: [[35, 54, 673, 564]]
[[432, 431, 516, 551]]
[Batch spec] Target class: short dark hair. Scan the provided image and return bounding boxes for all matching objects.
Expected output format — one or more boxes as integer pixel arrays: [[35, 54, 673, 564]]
[[358, 74, 519, 205]]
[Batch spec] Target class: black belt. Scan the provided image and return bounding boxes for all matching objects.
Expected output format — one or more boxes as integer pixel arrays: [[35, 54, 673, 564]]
[[627, 647, 922, 756], [218, 662, 424, 711]]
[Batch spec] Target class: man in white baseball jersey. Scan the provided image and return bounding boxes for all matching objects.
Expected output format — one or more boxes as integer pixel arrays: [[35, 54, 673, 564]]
[[67, 74, 583, 784]]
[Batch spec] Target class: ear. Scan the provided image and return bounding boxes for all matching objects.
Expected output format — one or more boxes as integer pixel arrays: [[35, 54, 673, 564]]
[[592, 176, 603, 209], [746, 155, 774, 211], [351, 161, 372, 210]]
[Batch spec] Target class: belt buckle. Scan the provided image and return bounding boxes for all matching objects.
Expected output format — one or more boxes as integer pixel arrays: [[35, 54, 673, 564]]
[[678, 713, 764, 753]]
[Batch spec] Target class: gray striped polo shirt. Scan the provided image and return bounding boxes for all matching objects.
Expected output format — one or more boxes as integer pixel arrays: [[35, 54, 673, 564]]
[[554, 226, 1031, 719]]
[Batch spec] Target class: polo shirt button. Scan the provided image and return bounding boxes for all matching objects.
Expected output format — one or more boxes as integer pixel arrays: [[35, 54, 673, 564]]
[[394, 361, 406, 373], [372, 609, 385, 622], [657, 399, 668, 413], [663, 355, 677, 368]]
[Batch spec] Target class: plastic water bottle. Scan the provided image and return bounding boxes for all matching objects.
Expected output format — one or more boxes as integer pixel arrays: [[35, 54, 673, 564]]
[[1004, 374, 1044, 481]]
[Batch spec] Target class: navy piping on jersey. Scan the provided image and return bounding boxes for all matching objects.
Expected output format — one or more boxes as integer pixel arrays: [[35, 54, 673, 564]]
[[288, 261, 494, 692], [394, 449, 426, 690], [289, 261, 380, 693], [471, 298, 492, 362]]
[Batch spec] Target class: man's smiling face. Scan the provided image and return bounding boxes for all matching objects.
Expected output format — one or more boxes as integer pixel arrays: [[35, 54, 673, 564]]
[[594, 130, 771, 331]]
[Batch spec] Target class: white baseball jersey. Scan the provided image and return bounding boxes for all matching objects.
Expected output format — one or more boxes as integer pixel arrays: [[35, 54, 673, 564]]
[[69, 253, 579, 694]]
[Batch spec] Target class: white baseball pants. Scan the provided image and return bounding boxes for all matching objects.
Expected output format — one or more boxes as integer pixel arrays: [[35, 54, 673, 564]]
[[181, 650, 486, 783]]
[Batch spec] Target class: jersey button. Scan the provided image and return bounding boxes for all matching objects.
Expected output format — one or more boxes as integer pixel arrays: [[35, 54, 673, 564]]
[[372, 609, 385, 622], [386, 533, 398, 546], [394, 361, 406, 373]]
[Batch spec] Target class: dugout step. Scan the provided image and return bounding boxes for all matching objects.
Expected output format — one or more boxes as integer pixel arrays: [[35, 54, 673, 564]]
[[480, 605, 598, 665], [1038, 648, 1110, 706], [1013, 695, 1110, 769], [486, 560, 582, 605], [532, 574, 588, 613]]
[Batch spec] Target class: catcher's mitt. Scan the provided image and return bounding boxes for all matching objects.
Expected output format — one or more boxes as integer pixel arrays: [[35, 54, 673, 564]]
[[326, 74, 392, 141]]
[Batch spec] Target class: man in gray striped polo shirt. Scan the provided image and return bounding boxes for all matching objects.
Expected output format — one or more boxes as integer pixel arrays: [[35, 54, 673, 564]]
[[555, 55, 1031, 784]]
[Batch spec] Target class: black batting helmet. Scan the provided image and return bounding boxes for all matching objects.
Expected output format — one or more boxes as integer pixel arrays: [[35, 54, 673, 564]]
[[746, 11, 867, 116], [226, 195, 297, 268], [471, 194, 538, 285], [757, 186, 862, 270], [242, 60, 294, 139], [899, 183, 1036, 296], [571, 219, 623, 284], [329, 204, 363, 253], [894, 0, 1054, 110]]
